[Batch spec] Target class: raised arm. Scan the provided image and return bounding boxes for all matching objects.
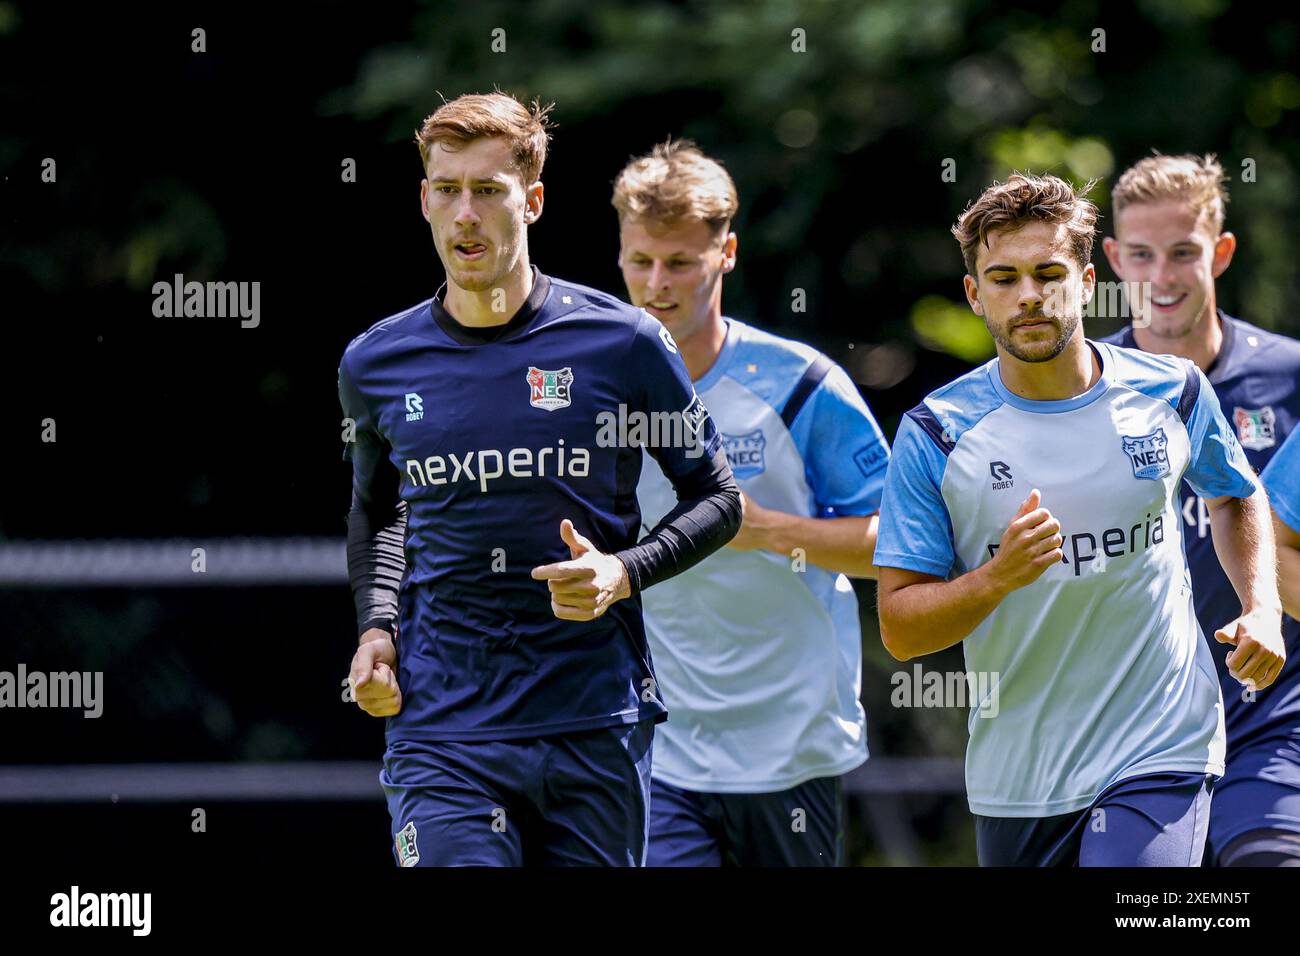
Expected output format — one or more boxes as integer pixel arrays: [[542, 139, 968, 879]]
[[878, 489, 1062, 660]]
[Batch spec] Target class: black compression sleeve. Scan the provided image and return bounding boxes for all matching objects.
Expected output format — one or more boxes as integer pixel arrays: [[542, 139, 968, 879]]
[[615, 448, 742, 595], [346, 485, 407, 638], [340, 354, 408, 638]]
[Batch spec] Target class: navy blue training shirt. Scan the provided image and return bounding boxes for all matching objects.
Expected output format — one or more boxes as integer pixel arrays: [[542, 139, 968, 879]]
[[1103, 311, 1300, 748], [338, 269, 731, 743]]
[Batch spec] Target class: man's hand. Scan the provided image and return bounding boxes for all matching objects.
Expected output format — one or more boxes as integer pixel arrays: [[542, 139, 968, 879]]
[[1216, 606, 1286, 690], [985, 489, 1063, 594], [348, 630, 402, 717], [531, 519, 631, 621]]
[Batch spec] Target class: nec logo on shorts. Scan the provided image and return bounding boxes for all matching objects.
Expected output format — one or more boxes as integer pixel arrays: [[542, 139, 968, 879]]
[[395, 821, 420, 867], [989, 461, 1014, 490], [723, 430, 766, 479], [1122, 428, 1170, 480], [526, 367, 573, 411]]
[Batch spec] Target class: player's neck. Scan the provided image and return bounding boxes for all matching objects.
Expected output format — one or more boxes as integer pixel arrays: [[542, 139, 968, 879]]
[[443, 259, 534, 328], [997, 332, 1100, 402], [678, 313, 728, 381], [1131, 300, 1224, 373]]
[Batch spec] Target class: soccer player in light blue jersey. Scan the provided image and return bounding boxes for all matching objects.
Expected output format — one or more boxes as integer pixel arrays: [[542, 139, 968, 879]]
[[612, 140, 890, 866], [875, 173, 1285, 866], [1100, 153, 1300, 866]]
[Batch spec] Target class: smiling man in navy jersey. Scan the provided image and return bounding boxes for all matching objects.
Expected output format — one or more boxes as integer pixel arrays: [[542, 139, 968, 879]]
[[1101, 153, 1300, 867], [337, 92, 741, 866]]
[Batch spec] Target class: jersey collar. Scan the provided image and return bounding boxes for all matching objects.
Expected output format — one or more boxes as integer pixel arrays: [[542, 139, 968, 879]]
[[989, 340, 1110, 414], [692, 317, 740, 391], [428, 266, 551, 346]]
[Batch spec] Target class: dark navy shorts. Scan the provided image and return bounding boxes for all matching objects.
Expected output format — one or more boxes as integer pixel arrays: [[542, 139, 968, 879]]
[[1207, 734, 1300, 864], [975, 771, 1214, 867], [647, 774, 844, 866], [381, 719, 654, 866]]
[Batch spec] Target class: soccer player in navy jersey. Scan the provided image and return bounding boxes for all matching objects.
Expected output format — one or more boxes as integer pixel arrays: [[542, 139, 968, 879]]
[[337, 92, 741, 866], [1100, 153, 1300, 866]]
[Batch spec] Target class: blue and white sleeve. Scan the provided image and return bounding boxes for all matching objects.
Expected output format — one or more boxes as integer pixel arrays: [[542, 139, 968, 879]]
[[789, 364, 890, 517], [1262, 428, 1300, 534], [873, 412, 956, 579], [1183, 365, 1259, 500]]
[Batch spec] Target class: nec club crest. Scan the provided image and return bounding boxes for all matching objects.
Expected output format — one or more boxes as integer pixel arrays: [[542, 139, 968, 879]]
[[526, 367, 573, 411], [395, 821, 420, 867], [723, 430, 766, 479], [1121, 428, 1171, 481], [1233, 406, 1276, 450]]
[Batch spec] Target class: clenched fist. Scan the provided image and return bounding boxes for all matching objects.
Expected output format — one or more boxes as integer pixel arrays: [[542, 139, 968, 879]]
[[988, 488, 1063, 593], [348, 630, 402, 717], [1216, 607, 1286, 691]]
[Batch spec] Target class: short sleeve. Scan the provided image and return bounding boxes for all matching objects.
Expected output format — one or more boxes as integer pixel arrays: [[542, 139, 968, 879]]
[[1183, 364, 1259, 501], [627, 311, 723, 480], [338, 351, 394, 509], [874, 411, 956, 579], [788, 364, 890, 516], [1262, 428, 1300, 534]]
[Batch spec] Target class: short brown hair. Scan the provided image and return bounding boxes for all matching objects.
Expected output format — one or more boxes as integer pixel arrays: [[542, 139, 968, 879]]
[[415, 92, 554, 185], [611, 139, 739, 235], [1111, 152, 1229, 234], [952, 172, 1099, 276]]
